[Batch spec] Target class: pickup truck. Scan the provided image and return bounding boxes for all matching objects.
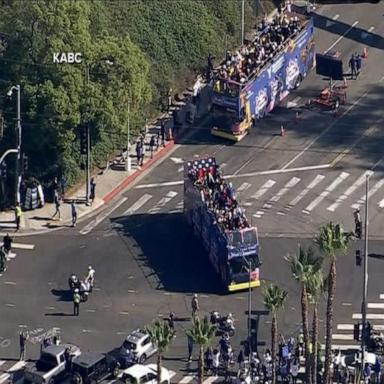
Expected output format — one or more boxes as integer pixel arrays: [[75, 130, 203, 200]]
[[24, 344, 81, 384]]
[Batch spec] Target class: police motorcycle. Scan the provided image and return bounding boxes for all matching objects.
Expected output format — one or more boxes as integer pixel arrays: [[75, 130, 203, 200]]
[[68, 273, 90, 302], [210, 311, 235, 336]]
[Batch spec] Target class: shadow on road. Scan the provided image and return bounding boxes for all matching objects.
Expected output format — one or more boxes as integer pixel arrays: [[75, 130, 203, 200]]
[[51, 288, 72, 302], [111, 213, 224, 295]]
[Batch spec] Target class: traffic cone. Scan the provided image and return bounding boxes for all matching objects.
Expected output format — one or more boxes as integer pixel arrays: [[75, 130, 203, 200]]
[[168, 127, 173, 141], [362, 47, 368, 59], [280, 124, 285, 136]]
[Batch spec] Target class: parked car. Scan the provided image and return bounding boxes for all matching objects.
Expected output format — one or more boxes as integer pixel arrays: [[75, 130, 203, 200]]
[[71, 352, 120, 384], [117, 364, 171, 384], [119, 329, 157, 367], [24, 344, 81, 384]]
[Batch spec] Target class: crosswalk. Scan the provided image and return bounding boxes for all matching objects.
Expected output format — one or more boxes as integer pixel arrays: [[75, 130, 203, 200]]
[[128, 170, 384, 222], [0, 360, 26, 384], [328, 293, 384, 351]]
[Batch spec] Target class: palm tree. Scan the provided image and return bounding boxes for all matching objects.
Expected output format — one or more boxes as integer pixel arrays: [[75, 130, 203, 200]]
[[186, 316, 216, 384], [145, 319, 175, 384], [262, 283, 288, 384], [285, 246, 323, 384], [315, 222, 350, 384], [307, 270, 325, 384]]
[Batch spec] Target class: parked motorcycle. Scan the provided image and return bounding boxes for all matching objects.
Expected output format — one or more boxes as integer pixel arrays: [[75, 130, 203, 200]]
[[68, 273, 90, 302]]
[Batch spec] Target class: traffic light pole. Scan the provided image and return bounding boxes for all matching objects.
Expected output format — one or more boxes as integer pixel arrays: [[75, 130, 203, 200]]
[[361, 175, 369, 370]]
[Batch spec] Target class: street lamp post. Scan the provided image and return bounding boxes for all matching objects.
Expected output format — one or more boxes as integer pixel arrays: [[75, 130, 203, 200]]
[[241, 0, 245, 46], [85, 66, 90, 206], [361, 175, 369, 370], [7, 85, 21, 205], [126, 98, 131, 172]]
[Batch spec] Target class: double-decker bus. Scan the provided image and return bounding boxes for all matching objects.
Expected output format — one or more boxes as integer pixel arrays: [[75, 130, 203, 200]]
[[184, 157, 260, 292]]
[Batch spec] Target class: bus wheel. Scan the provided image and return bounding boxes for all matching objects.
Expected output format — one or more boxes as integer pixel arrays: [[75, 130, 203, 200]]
[[294, 74, 303, 89]]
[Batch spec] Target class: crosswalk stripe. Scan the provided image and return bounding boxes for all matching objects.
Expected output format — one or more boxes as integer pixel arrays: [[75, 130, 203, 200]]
[[352, 179, 384, 209], [332, 334, 354, 340], [378, 197, 384, 208], [321, 344, 360, 351], [0, 242, 35, 250], [263, 177, 300, 208], [8, 361, 26, 372], [237, 182, 251, 192], [251, 179, 276, 200], [338, 323, 384, 331], [367, 303, 384, 309], [287, 174, 325, 208], [203, 377, 219, 384], [352, 313, 384, 320], [327, 170, 374, 212], [0, 361, 5, 367], [0, 373, 9, 384], [380, 294, 384, 300], [148, 191, 178, 214], [179, 376, 195, 384], [123, 194, 152, 215], [303, 172, 349, 213]]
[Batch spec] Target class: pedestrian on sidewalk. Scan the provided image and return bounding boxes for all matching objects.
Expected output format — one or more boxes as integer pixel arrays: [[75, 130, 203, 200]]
[[52, 177, 59, 201], [19, 330, 27, 361], [60, 175, 67, 197], [140, 138, 145, 166], [149, 135, 156, 159], [0, 246, 7, 272], [167, 88, 172, 113], [135, 140, 143, 167], [73, 288, 80, 316], [85, 265, 95, 292], [71, 200, 77, 227], [191, 294, 199, 318], [212, 349, 220, 377], [290, 357, 299, 384], [3, 233, 13, 255], [52, 192, 61, 220], [187, 334, 194, 362], [15, 203, 22, 230], [168, 312, 175, 332], [89, 178, 96, 205], [160, 121, 166, 147]]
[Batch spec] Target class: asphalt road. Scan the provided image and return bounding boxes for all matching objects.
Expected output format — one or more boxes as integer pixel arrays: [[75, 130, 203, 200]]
[[1, 1, 384, 382]]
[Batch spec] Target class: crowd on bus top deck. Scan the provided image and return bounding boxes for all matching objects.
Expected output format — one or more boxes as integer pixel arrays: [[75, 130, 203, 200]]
[[188, 165, 250, 231], [216, 5, 302, 84]]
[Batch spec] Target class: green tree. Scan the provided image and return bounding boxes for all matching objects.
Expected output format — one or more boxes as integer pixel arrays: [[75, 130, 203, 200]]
[[262, 283, 288, 384], [315, 222, 350, 384], [285, 246, 323, 384], [186, 316, 216, 384], [145, 319, 175, 384], [307, 270, 325, 384]]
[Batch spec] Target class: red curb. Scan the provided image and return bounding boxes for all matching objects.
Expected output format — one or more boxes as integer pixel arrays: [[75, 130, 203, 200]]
[[102, 141, 176, 203]]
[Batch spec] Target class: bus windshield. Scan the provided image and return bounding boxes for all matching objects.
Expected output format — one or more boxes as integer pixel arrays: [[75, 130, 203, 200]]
[[213, 79, 241, 98], [228, 253, 260, 275]]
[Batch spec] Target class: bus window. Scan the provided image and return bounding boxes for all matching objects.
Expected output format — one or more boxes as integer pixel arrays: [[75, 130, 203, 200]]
[[243, 228, 258, 245]]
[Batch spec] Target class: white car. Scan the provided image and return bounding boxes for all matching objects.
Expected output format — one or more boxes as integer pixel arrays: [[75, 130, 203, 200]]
[[119, 329, 158, 366], [334, 350, 378, 368], [118, 364, 170, 384]]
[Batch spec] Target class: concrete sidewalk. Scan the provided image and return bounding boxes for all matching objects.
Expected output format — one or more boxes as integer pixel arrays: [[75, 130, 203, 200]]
[[0, 85, 211, 236]]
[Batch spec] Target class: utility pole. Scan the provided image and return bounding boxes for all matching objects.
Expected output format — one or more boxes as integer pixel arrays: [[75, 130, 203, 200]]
[[85, 66, 90, 205], [248, 258, 252, 358], [361, 175, 369, 371], [241, 0, 245, 47], [126, 98, 131, 172]]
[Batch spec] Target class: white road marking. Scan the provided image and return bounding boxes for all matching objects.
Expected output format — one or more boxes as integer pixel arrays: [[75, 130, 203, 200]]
[[380, 294, 384, 299], [252, 179, 276, 200], [337, 324, 354, 331], [303, 172, 350, 213], [352, 179, 384, 209], [177, 166, 184, 173], [327, 170, 373, 212], [5, 303, 15, 307], [3, 281, 16, 285], [0, 374, 9, 384], [119, 311, 129, 315], [203, 377, 219, 384], [0, 361, 5, 367], [123, 194, 152, 215], [287, 174, 325, 208], [332, 334, 354, 340], [168, 209, 182, 214], [352, 313, 384, 320], [263, 177, 300, 209], [170, 157, 184, 164], [378, 197, 384, 208], [282, 88, 371, 170], [80, 197, 128, 235], [237, 182, 251, 192], [0, 242, 35, 250], [368, 26, 375, 33], [85, 309, 96, 313], [324, 21, 359, 54], [368, 303, 384, 309], [325, 20, 336, 28], [8, 361, 26, 372], [333, 14, 340, 20], [179, 376, 195, 384], [148, 191, 178, 214], [169, 371, 176, 379], [321, 344, 360, 351], [134, 164, 331, 189]]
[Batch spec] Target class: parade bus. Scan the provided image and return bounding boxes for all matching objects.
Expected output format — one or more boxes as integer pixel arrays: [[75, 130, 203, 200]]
[[211, 10, 315, 141], [184, 157, 260, 292]]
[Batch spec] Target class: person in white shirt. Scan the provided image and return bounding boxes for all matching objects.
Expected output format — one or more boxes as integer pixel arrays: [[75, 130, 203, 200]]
[[290, 357, 299, 384], [85, 265, 95, 291], [212, 349, 220, 376]]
